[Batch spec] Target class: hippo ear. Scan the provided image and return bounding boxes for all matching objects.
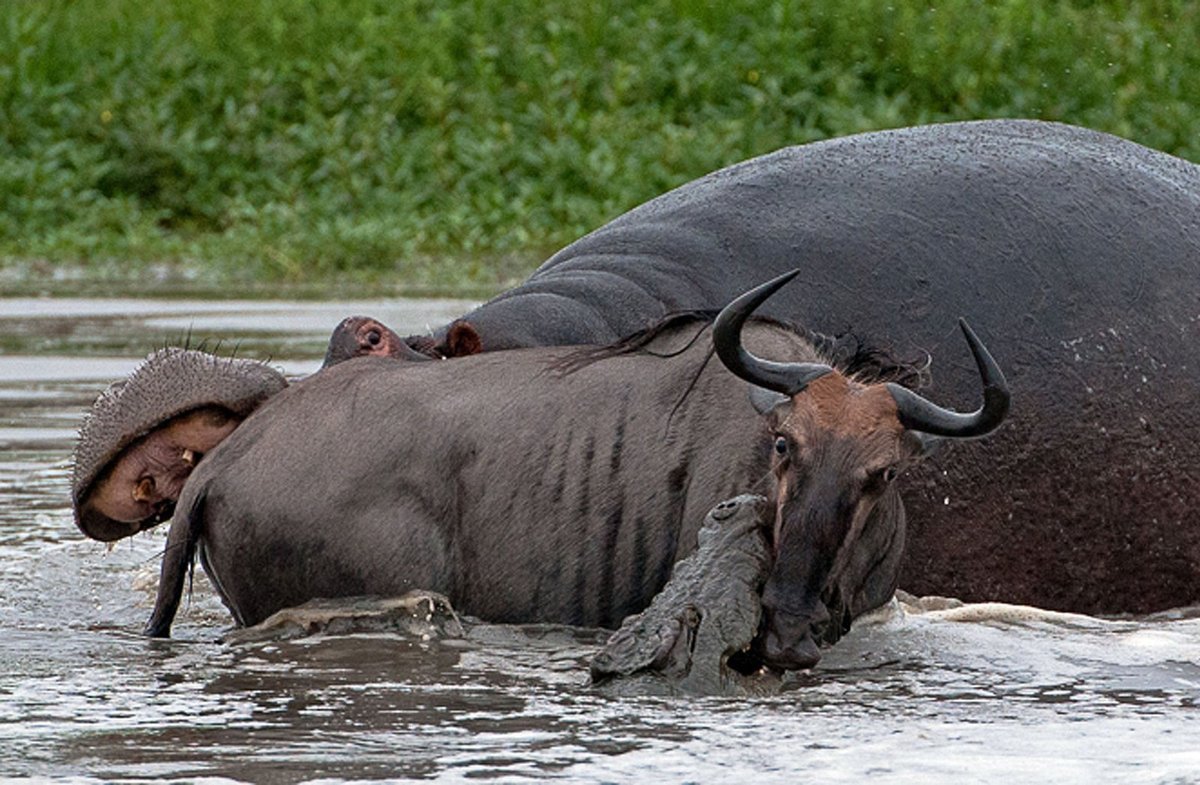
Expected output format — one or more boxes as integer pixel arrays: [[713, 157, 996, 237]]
[[748, 385, 789, 416], [445, 321, 483, 357]]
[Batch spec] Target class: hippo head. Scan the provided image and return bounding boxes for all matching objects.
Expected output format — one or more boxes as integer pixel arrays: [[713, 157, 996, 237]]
[[325, 316, 438, 366], [71, 313, 449, 543], [356, 318, 484, 364], [713, 271, 1010, 671], [71, 349, 289, 542]]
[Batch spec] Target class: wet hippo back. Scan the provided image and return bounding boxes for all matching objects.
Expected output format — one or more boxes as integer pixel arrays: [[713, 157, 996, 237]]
[[466, 120, 1200, 613]]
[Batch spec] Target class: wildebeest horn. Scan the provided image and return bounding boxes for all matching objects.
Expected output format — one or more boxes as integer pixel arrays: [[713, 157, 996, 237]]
[[713, 270, 833, 394], [884, 319, 1010, 438]]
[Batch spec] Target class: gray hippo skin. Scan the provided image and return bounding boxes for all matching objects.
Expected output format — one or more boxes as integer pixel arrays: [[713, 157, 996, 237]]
[[590, 495, 783, 697], [440, 120, 1200, 615], [72, 317, 409, 542], [78, 119, 1198, 614], [143, 276, 1008, 672]]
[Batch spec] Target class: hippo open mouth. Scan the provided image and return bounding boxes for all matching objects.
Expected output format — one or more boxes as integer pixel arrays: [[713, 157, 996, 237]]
[[72, 348, 288, 542], [72, 319, 434, 543]]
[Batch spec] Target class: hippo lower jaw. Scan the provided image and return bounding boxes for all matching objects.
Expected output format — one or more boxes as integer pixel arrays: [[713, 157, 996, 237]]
[[76, 406, 245, 541]]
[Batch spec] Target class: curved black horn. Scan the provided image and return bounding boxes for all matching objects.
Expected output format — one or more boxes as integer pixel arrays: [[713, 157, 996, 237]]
[[713, 270, 833, 395], [885, 319, 1010, 438]]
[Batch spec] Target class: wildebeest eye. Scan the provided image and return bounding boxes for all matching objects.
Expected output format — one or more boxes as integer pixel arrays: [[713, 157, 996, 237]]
[[866, 465, 899, 491], [773, 436, 788, 456]]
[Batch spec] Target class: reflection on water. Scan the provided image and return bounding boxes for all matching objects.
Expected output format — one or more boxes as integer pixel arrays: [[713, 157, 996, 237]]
[[1, 297, 1198, 783]]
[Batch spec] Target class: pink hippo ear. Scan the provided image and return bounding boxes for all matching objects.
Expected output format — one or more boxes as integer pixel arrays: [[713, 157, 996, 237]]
[[445, 320, 483, 357]]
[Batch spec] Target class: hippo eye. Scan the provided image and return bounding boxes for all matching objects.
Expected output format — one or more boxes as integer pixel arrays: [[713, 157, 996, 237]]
[[773, 436, 788, 456], [366, 330, 382, 346]]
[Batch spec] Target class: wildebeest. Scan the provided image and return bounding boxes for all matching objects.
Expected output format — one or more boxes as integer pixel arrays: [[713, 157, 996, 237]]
[[143, 274, 1009, 671], [75, 119, 1198, 613]]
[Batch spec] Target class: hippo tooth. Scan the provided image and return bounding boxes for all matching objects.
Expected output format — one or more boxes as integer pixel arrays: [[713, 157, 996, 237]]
[[132, 478, 154, 503]]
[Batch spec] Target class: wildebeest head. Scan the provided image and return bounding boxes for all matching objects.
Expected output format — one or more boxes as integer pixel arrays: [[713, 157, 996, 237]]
[[713, 271, 1010, 670]]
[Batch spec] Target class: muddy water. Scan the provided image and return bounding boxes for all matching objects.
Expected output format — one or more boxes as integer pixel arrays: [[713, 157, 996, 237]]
[[1, 297, 1198, 784]]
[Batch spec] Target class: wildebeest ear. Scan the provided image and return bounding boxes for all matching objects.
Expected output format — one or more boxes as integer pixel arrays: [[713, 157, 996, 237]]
[[445, 321, 483, 357], [748, 385, 789, 416], [913, 432, 943, 457]]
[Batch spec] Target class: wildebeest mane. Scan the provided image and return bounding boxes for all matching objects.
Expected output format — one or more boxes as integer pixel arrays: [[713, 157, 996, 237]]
[[555, 310, 929, 391]]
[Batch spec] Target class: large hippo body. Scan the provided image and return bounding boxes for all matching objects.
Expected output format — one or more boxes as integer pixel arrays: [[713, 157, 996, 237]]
[[449, 119, 1200, 614], [76, 120, 1199, 617]]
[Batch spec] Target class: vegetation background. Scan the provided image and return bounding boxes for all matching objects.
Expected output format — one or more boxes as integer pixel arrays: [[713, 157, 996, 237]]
[[2, 0, 1197, 295]]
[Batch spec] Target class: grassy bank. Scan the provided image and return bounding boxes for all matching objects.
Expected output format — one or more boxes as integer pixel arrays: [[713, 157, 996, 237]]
[[2, 0, 1197, 292]]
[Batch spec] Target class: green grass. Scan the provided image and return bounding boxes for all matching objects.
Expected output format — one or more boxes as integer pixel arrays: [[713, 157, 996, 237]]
[[2, 0, 1198, 292]]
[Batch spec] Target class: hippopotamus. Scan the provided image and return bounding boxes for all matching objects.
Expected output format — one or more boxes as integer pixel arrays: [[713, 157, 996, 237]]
[[589, 494, 784, 697], [74, 118, 1199, 614], [139, 275, 1009, 671], [71, 350, 289, 541], [72, 313, 419, 542]]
